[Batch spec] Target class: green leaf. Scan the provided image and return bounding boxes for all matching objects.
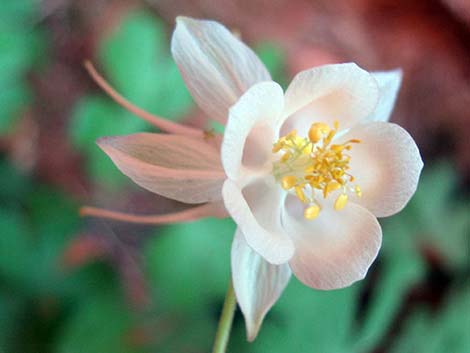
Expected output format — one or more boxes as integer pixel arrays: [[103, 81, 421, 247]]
[[0, 30, 43, 83], [100, 12, 166, 97], [0, 0, 38, 28], [56, 290, 136, 353], [396, 162, 470, 271], [0, 291, 24, 351], [144, 218, 235, 312], [0, 209, 32, 283], [25, 186, 80, 292], [99, 11, 193, 121], [352, 256, 425, 352], [0, 158, 32, 202], [0, 82, 30, 133], [0, 1, 46, 134], [391, 285, 470, 353], [255, 42, 287, 88]]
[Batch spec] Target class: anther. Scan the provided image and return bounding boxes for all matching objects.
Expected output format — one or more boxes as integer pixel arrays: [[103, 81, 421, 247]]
[[273, 120, 361, 219], [308, 123, 330, 143], [295, 186, 308, 203], [324, 181, 341, 197], [281, 175, 297, 190], [334, 194, 348, 210], [355, 185, 362, 197], [304, 204, 321, 220]]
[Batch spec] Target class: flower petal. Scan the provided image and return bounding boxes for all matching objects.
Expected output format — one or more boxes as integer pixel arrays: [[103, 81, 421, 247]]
[[222, 81, 284, 180], [171, 17, 271, 124], [281, 63, 379, 134], [284, 197, 382, 290], [97, 133, 225, 204], [232, 230, 291, 341], [222, 179, 294, 265], [338, 122, 423, 217], [365, 69, 403, 122]]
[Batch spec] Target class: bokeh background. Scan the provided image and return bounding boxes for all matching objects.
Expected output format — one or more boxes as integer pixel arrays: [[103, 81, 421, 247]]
[[1, 0, 469, 352]]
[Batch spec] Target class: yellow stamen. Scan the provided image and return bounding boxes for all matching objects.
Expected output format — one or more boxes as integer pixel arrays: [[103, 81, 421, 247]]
[[272, 121, 361, 220], [324, 180, 341, 197], [286, 130, 297, 139], [281, 175, 297, 190], [308, 123, 331, 143], [334, 194, 348, 210], [355, 185, 362, 197], [272, 141, 284, 153], [280, 152, 292, 162], [295, 186, 308, 203], [304, 204, 321, 220]]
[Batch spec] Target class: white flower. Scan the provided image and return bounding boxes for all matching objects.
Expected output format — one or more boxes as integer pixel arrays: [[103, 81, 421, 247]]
[[90, 17, 423, 341]]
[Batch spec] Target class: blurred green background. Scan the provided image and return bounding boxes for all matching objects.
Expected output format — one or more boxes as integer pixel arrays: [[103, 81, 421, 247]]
[[0, 0, 469, 352]]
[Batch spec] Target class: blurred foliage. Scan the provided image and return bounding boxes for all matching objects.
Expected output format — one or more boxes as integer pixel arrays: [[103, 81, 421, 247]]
[[390, 283, 470, 353], [398, 162, 469, 271], [69, 11, 193, 188], [0, 158, 138, 353], [0, 0, 46, 133]]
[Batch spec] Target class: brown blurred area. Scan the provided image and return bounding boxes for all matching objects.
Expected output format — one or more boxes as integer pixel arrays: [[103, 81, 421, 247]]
[[4, 0, 469, 196]]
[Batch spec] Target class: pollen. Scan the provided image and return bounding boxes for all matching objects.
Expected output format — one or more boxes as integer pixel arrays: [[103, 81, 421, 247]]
[[334, 194, 348, 210], [272, 121, 361, 220], [281, 175, 297, 190], [304, 204, 321, 220], [308, 123, 331, 143]]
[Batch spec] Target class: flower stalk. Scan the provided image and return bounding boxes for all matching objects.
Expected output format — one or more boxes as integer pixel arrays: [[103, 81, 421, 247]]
[[212, 279, 237, 353]]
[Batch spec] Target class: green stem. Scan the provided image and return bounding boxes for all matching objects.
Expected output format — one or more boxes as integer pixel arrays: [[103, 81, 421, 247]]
[[211, 279, 237, 353]]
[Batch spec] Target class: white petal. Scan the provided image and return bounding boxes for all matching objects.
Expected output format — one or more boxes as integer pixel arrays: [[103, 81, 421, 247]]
[[281, 63, 379, 134], [365, 69, 403, 122], [339, 122, 424, 217], [171, 17, 271, 124], [222, 81, 284, 180], [232, 230, 291, 341], [284, 197, 382, 290], [222, 179, 294, 265], [97, 133, 225, 204]]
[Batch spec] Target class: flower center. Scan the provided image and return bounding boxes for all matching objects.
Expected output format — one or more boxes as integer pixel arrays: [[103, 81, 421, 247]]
[[272, 121, 362, 220]]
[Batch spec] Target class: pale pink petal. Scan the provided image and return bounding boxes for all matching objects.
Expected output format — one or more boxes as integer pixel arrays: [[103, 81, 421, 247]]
[[171, 17, 271, 124], [232, 230, 291, 341], [97, 133, 225, 204], [222, 179, 294, 265], [281, 63, 379, 134], [221, 81, 284, 180], [338, 122, 423, 217], [365, 70, 403, 122], [284, 196, 382, 290]]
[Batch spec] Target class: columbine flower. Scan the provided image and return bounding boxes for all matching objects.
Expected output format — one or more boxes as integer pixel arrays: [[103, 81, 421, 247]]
[[83, 17, 423, 341]]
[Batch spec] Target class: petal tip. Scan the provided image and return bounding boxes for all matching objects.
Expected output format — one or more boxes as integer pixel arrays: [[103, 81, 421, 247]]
[[175, 15, 193, 26], [246, 321, 262, 342], [388, 67, 403, 78], [96, 136, 114, 149]]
